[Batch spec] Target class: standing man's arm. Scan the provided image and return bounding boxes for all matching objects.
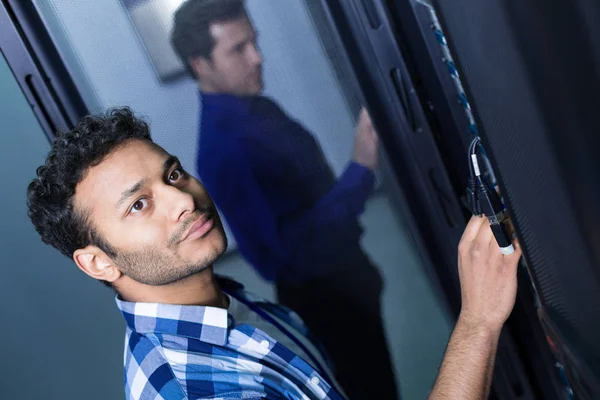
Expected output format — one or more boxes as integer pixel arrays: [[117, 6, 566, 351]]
[[429, 216, 522, 399], [273, 106, 380, 229], [215, 108, 380, 268]]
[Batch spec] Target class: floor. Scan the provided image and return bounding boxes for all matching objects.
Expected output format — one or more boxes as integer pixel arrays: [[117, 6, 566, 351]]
[[214, 192, 453, 399]]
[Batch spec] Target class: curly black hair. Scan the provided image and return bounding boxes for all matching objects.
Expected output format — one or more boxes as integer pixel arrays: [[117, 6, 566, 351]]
[[27, 107, 152, 287], [171, 0, 247, 76]]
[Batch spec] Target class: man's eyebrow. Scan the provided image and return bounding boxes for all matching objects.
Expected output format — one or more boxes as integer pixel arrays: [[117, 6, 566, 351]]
[[116, 179, 147, 209], [229, 39, 246, 52], [228, 34, 256, 53], [164, 155, 180, 172]]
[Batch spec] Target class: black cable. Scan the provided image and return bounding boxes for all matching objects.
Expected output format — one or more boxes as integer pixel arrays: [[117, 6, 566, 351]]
[[467, 136, 484, 180]]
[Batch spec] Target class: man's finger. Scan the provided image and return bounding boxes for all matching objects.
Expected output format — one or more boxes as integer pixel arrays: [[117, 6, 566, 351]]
[[461, 216, 487, 244], [358, 107, 368, 122], [503, 217, 516, 239], [504, 238, 523, 265], [513, 237, 521, 251], [477, 218, 494, 246]]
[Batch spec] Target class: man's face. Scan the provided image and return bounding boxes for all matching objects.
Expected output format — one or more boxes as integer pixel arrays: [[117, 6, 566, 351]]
[[196, 16, 263, 96], [74, 139, 227, 286]]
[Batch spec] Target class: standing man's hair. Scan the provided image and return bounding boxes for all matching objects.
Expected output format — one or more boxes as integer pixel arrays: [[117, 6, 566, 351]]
[[27, 107, 152, 287], [170, 0, 247, 76]]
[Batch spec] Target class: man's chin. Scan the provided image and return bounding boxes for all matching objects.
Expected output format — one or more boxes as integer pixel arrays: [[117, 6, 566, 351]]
[[245, 80, 263, 96], [189, 240, 227, 273], [210, 224, 229, 257]]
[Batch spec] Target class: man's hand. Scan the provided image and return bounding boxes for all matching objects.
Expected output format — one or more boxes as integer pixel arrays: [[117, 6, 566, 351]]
[[352, 108, 379, 171], [458, 216, 522, 333], [428, 216, 522, 399]]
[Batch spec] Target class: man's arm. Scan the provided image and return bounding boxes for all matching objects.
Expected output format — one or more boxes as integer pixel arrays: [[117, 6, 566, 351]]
[[428, 317, 500, 399], [268, 107, 379, 234], [215, 144, 371, 269], [214, 108, 379, 269], [429, 216, 522, 399], [276, 107, 380, 236]]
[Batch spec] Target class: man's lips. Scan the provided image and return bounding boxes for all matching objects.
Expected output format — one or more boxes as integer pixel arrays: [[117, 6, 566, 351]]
[[182, 214, 214, 242]]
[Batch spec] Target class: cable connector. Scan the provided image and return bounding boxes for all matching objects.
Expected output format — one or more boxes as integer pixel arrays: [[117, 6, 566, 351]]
[[477, 181, 504, 224], [476, 179, 514, 254], [466, 137, 515, 255], [466, 177, 482, 216]]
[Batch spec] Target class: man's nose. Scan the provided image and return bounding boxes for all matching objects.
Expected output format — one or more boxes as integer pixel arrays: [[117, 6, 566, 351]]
[[162, 185, 195, 222], [249, 44, 263, 66]]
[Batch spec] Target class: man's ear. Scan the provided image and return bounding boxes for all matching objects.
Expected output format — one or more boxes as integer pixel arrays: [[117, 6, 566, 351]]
[[189, 56, 213, 78], [73, 246, 122, 283]]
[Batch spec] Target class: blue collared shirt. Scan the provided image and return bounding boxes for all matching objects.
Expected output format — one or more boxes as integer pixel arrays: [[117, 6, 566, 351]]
[[117, 277, 346, 400], [197, 93, 375, 283]]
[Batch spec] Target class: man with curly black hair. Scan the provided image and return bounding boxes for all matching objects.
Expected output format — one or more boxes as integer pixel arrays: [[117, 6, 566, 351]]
[[27, 107, 347, 399]]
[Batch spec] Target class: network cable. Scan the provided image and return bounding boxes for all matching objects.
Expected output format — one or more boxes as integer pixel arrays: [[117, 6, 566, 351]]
[[466, 137, 514, 255]]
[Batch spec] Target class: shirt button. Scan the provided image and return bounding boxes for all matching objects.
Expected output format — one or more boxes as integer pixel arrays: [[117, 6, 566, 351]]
[[311, 376, 320, 386], [260, 340, 270, 348]]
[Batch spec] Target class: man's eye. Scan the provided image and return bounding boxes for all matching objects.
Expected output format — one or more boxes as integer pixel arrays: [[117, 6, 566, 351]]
[[130, 198, 148, 214], [169, 168, 185, 182]]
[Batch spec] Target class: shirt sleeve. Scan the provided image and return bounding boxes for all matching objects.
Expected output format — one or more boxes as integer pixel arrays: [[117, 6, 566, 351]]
[[217, 143, 375, 273], [126, 362, 187, 400], [304, 160, 376, 228]]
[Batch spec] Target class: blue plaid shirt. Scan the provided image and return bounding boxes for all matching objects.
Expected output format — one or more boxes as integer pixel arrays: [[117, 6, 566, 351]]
[[116, 277, 346, 400]]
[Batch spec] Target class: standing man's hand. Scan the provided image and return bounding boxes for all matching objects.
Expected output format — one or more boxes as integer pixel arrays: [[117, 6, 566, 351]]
[[458, 216, 522, 332], [429, 216, 522, 400], [352, 108, 379, 171]]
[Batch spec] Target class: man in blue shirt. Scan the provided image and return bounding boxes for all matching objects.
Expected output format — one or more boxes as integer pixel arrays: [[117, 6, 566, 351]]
[[170, 2, 394, 397], [26, 107, 523, 400]]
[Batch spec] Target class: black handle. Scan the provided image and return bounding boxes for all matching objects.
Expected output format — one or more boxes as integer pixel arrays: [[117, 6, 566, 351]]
[[391, 68, 421, 133]]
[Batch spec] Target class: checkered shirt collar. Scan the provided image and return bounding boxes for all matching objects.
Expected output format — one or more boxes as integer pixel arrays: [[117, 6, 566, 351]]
[[115, 296, 232, 346]]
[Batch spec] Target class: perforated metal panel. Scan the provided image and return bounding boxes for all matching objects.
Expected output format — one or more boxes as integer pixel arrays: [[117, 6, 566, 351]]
[[432, 0, 600, 396]]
